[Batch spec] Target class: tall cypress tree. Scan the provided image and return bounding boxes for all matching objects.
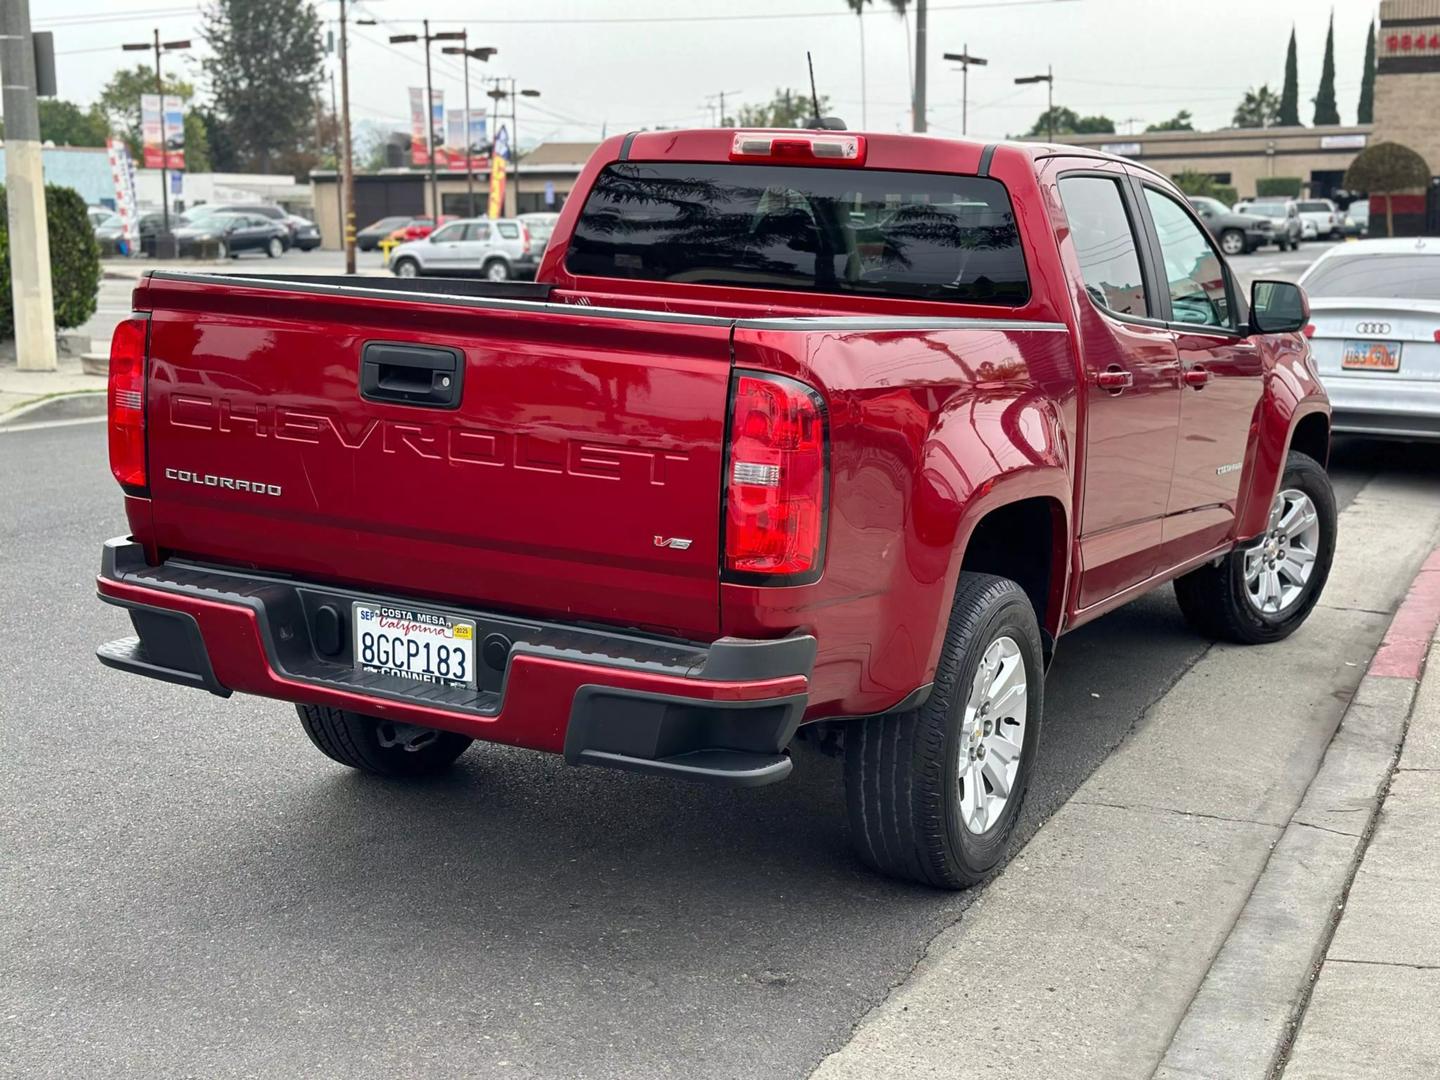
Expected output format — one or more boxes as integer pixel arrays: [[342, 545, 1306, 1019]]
[[1280, 27, 1301, 126], [1313, 10, 1340, 125], [1357, 18, 1376, 123]]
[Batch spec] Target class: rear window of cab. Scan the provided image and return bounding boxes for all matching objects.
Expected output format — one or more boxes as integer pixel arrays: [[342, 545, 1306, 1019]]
[[565, 162, 1029, 305]]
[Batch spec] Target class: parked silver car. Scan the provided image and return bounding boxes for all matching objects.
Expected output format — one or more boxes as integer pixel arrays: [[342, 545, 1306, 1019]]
[[1298, 237, 1440, 440], [1240, 199, 1304, 251], [389, 217, 539, 280]]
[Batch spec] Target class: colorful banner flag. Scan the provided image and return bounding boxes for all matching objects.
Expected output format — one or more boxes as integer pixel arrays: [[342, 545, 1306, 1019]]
[[106, 137, 140, 255], [444, 110, 489, 170], [487, 155, 507, 219], [140, 93, 186, 169], [409, 87, 447, 167]]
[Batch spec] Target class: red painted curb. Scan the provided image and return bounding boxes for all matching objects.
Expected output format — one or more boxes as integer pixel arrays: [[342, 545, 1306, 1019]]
[[1369, 547, 1440, 680]]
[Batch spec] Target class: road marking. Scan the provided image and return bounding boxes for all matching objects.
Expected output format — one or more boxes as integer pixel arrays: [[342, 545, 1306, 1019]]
[[1251, 265, 1282, 274], [0, 414, 106, 435]]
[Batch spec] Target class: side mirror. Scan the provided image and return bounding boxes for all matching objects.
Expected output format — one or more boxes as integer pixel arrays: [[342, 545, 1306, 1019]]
[[1250, 279, 1309, 334]]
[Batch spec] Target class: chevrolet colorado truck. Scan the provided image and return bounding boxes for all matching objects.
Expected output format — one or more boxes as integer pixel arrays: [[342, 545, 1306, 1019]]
[[96, 129, 1334, 889]]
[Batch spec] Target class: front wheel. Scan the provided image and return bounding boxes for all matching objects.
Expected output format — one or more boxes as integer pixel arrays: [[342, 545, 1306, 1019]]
[[297, 705, 473, 777], [393, 258, 420, 278], [845, 573, 1043, 890], [1219, 229, 1246, 257], [1174, 451, 1336, 644], [483, 258, 511, 282], [267, 237, 284, 258]]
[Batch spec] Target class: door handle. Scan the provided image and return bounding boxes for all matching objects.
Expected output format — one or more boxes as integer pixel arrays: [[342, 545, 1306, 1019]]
[[360, 342, 464, 409], [1183, 365, 1210, 389], [1095, 366, 1134, 393]]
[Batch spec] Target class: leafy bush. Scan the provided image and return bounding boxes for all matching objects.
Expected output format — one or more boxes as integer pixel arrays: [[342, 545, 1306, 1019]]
[[1171, 171, 1240, 209], [0, 183, 102, 340], [1213, 185, 1239, 207], [1256, 177, 1302, 198]]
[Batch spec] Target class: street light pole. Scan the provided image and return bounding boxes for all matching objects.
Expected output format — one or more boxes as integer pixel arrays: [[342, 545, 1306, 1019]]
[[121, 30, 190, 244], [1014, 66, 1055, 142], [943, 46, 988, 136], [338, 0, 356, 273], [391, 22, 464, 220]]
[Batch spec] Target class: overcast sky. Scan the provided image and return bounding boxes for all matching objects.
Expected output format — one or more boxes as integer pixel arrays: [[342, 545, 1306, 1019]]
[[35, 0, 1379, 145]]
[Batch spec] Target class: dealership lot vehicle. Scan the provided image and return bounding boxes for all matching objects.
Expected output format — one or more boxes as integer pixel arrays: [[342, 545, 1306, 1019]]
[[1297, 198, 1342, 239], [355, 215, 412, 251], [1188, 195, 1273, 255], [388, 216, 538, 279], [171, 211, 289, 259], [1299, 237, 1440, 439], [283, 213, 322, 251], [1241, 199, 1305, 250], [97, 130, 1333, 889], [520, 211, 561, 255]]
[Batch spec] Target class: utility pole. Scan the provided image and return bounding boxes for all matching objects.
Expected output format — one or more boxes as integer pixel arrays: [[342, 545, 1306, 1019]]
[[1015, 66, 1054, 141], [704, 89, 741, 127], [0, 0, 55, 371], [120, 29, 190, 246], [338, 0, 356, 273], [856, 9, 867, 129], [943, 47, 988, 137], [390, 22, 463, 218], [912, 0, 927, 132], [328, 74, 343, 245], [442, 34, 498, 218]]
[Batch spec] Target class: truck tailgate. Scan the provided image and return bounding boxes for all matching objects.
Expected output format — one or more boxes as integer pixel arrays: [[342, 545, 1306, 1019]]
[[136, 275, 732, 638]]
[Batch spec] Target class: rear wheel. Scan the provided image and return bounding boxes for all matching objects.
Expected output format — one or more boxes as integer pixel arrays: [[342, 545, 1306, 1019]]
[[1219, 229, 1246, 257], [297, 704, 473, 777], [845, 573, 1043, 890], [1174, 451, 1335, 644], [483, 258, 511, 282]]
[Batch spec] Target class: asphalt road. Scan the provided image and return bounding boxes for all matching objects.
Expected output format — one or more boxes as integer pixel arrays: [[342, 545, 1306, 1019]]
[[3, 417, 1432, 1079]]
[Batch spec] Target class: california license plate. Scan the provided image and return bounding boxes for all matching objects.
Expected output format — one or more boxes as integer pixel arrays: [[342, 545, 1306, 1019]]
[[1342, 339, 1402, 372], [352, 602, 476, 689]]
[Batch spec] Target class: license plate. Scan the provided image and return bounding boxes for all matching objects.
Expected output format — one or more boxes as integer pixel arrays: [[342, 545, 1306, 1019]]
[[1342, 339, 1402, 372], [352, 602, 476, 689]]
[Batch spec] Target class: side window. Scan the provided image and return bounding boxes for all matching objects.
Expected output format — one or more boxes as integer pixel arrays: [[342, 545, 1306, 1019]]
[[1142, 189, 1234, 329], [467, 222, 491, 242], [496, 222, 519, 239], [431, 223, 466, 243], [1057, 176, 1150, 318]]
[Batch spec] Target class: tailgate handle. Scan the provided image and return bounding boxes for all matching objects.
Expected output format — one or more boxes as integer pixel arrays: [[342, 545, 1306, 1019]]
[[360, 342, 464, 409]]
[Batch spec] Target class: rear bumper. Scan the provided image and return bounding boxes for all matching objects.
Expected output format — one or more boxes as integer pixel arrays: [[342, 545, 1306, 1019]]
[[1320, 373, 1440, 440], [96, 538, 813, 786]]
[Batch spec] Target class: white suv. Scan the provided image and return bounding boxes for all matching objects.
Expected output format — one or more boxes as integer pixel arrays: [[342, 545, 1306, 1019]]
[[390, 217, 539, 281]]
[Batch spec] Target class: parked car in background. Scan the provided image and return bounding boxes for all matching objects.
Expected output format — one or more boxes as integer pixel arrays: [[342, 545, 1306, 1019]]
[[1342, 201, 1370, 237], [185, 203, 292, 249], [1187, 196, 1273, 255], [356, 215, 413, 251], [1242, 200, 1304, 250], [95, 211, 167, 254], [284, 214, 322, 251], [1298, 237, 1440, 440], [519, 212, 561, 255], [402, 216, 455, 241], [172, 211, 290, 259], [1296, 199, 1342, 239], [88, 206, 113, 228], [389, 217, 538, 280]]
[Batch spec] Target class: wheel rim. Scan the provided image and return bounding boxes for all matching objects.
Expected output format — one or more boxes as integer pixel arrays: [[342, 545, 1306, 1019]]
[[269, 239, 282, 256], [486, 261, 508, 281], [397, 261, 417, 277], [1222, 233, 1244, 255], [957, 635, 1028, 835], [1244, 488, 1321, 615]]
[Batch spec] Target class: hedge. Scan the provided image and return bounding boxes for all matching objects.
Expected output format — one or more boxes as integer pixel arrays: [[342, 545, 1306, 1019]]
[[0, 183, 102, 340], [1256, 177, 1302, 198]]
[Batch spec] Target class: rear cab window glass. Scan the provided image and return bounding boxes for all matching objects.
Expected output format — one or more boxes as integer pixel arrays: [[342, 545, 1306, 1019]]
[[1056, 175, 1149, 318], [565, 162, 1029, 305]]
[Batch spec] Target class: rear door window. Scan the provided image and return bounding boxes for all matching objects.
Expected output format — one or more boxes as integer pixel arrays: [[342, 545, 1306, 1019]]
[[566, 162, 1029, 305], [496, 222, 520, 239], [1056, 175, 1150, 318]]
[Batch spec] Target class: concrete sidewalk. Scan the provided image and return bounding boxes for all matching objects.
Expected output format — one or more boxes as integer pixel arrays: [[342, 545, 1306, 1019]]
[[1281, 623, 1440, 1078], [0, 351, 105, 425]]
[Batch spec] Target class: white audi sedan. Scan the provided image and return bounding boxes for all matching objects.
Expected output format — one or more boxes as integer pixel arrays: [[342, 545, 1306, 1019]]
[[1298, 238, 1440, 440]]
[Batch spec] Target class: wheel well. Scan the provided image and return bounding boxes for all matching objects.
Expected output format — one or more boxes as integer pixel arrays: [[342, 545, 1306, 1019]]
[[1289, 412, 1330, 468], [959, 496, 1065, 653]]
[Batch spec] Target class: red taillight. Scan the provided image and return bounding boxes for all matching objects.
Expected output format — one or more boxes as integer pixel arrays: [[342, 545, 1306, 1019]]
[[108, 316, 148, 491], [1433, 330, 1440, 343], [521, 224, 532, 256], [724, 373, 827, 580], [1302, 324, 1316, 338]]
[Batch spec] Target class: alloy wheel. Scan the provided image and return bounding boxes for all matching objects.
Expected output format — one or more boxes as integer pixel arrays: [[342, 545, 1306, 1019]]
[[1244, 488, 1321, 614], [957, 635, 1028, 835]]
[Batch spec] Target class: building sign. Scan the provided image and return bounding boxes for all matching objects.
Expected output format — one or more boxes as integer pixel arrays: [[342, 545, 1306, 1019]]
[[1320, 133, 1368, 150], [1100, 142, 1143, 158], [140, 93, 185, 169], [1378, 22, 1440, 72]]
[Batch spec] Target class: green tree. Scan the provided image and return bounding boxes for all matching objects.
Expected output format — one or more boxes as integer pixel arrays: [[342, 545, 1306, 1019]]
[[33, 100, 109, 146], [194, 107, 239, 171], [1146, 110, 1194, 132], [1026, 106, 1114, 137], [202, 0, 325, 173], [99, 65, 194, 159], [736, 88, 831, 128], [1279, 27, 1300, 126], [1232, 84, 1281, 128], [1345, 141, 1431, 237], [1357, 18, 1376, 124], [0, 184, 101, 338], [1313, 11, 1339, 125], [183, 111, 212, 172]]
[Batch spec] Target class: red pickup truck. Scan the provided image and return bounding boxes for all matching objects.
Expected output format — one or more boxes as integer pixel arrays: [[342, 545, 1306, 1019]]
[[97, 129, 1334, 889]]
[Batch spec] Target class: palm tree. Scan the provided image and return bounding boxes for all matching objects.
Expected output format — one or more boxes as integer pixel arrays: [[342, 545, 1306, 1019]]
[[1233, 84, 1282, 129], [846, 0, 912, 130]]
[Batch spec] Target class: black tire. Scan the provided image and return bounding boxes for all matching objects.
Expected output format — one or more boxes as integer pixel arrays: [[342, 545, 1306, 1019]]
[[296, 704, 473, 777], [845, 573, 1044, 890], [1174, 451, 1336, 645]]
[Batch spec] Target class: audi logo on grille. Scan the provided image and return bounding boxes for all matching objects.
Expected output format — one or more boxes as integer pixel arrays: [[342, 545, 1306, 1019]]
[[1355, 321, 1392, 335]]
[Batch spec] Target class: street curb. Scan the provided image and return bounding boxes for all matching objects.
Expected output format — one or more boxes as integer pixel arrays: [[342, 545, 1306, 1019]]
[[1153, 546, 1440, 1080], [0, 390, 106, 428]]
